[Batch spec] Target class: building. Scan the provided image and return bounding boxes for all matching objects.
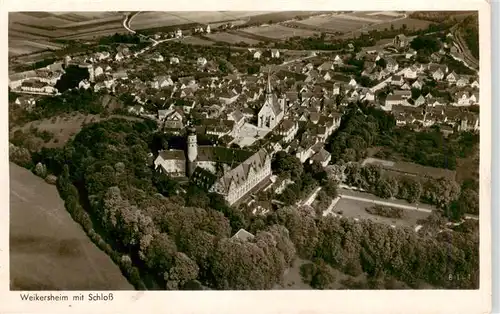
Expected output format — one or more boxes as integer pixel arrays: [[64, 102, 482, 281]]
[[393, 34, 409, 48], [257, 72, 285, 129], [154, 128, 272, 206]]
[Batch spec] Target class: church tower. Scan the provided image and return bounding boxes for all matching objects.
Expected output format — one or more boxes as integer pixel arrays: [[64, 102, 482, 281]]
[[186, 126, 198, 177], [265, 69, 273, 103]]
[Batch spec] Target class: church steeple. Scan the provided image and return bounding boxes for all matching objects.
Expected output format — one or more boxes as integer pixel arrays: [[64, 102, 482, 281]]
[[266, 69, 272, 94]]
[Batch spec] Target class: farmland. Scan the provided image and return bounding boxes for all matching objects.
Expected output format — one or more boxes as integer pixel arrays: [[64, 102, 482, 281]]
[[240, 24, 319, 40], [287, 11, 406, 34], [128, 11, 273, 31], [205, 32, 261, 45], [10, 163, 133, 290], [9, 12, 126, 56]]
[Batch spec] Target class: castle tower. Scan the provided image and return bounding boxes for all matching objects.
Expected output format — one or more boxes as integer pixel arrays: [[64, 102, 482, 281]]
[[186, 127, 198, 177]]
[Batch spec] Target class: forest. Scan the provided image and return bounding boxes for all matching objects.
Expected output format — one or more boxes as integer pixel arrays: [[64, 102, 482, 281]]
[[8, 115, 478, 290]]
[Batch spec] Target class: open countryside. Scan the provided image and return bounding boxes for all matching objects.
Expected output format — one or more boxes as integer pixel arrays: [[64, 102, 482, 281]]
[[10, 163, 133, 290]]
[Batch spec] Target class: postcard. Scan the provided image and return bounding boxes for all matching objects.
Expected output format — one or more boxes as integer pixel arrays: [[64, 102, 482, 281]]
[[0, 0, 492, 313]]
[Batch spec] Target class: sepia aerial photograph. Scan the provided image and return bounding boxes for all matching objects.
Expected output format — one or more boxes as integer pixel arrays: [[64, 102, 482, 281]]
[[8, 10, 481, 291]]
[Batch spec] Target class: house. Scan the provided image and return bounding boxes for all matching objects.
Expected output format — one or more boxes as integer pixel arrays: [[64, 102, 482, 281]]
[[456, 76, 470, 87], [112, 69, 128, 81], [430, 52, 442, 63], [311, 148, 332, 167], [323, 72, 333, 81], [348, 78, 357, 88], [227, 110, 246, 133], [390, 75, 404, 86], [446, 71, 459, 84], [253, 51, 262, 60], [333, 82, 341, 95], [361, 90, 375, 102], [385, 94, 406, 108], [333, 55, 344, 66], [170, 57, 180, 65], [411, 79, 424, 90], [393, 34, 409, 48], [271, 49, 280, 58], [94, 66, 104, 77], [114, 52, 125, 61], [232, 229, 255, 241], [414, 95, 426, 107], [404, 66, 418, 79], [471, 80, 479, 88], [405, 49, 417, 59], [386, 58, 399, 73], [14, 96, 36, 109], [95, 51, 110, 60], [164, 109, 185, 130], [394, 90, 412, 99], [317, 61, 334, 72], [401, 82, 411, 90], [432, 68, 445, 81], [429, 98, 446, 107], [152, 53, 164, 62], [470, 92, 479, 105], [197, 57, 208, 67], [205, 119, 235, 137], [20, 80, 57, 94], [276, 119, 299, 143], [78, 79, 91, 90], [128, 105, 144, 115], [175, 29, 183, 38], [455, 91, 472, 106]]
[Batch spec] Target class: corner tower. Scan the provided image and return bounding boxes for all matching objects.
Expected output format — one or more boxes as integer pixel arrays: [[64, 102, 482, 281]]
[[186, 127, 198, 177]]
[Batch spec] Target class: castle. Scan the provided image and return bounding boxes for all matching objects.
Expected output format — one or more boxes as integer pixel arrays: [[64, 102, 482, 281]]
[[154, 127, 271, 206]]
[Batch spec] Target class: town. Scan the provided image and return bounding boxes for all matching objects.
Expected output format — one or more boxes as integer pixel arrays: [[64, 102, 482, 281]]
[[9, 11, 480, 292]]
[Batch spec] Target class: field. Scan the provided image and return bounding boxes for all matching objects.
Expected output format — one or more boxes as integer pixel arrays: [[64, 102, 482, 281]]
[[240, 24, 319, 40], [9, 12, 125, 56], [205, 32, 261, 45], [129, 11, 273, 31], [11, 112, 143, 149], [289, 12, 404, 33], [9, 163, 133, 290], [356, 17, 432, 34]]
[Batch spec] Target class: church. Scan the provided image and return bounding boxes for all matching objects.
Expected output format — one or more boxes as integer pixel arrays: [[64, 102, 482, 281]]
[[257, 71, 285, 130], [154, 127, 272, 206]]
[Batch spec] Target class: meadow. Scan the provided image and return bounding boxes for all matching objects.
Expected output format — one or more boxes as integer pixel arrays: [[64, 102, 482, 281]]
[[10, 163, 133, 290]]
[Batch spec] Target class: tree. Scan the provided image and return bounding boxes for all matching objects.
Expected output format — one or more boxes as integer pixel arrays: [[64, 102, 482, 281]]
[[153, 172, 179, 197], [423, 177, 460, 208], [411, 88, 422, 100], [272, 151, 304, 181], [376, 58, 387, 68], [185, 185, 210, 209], [310, 260, 336, 289], [143, 233, 177, 277], [165, 252, 200, 290], [375, 178, 393, 199]]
